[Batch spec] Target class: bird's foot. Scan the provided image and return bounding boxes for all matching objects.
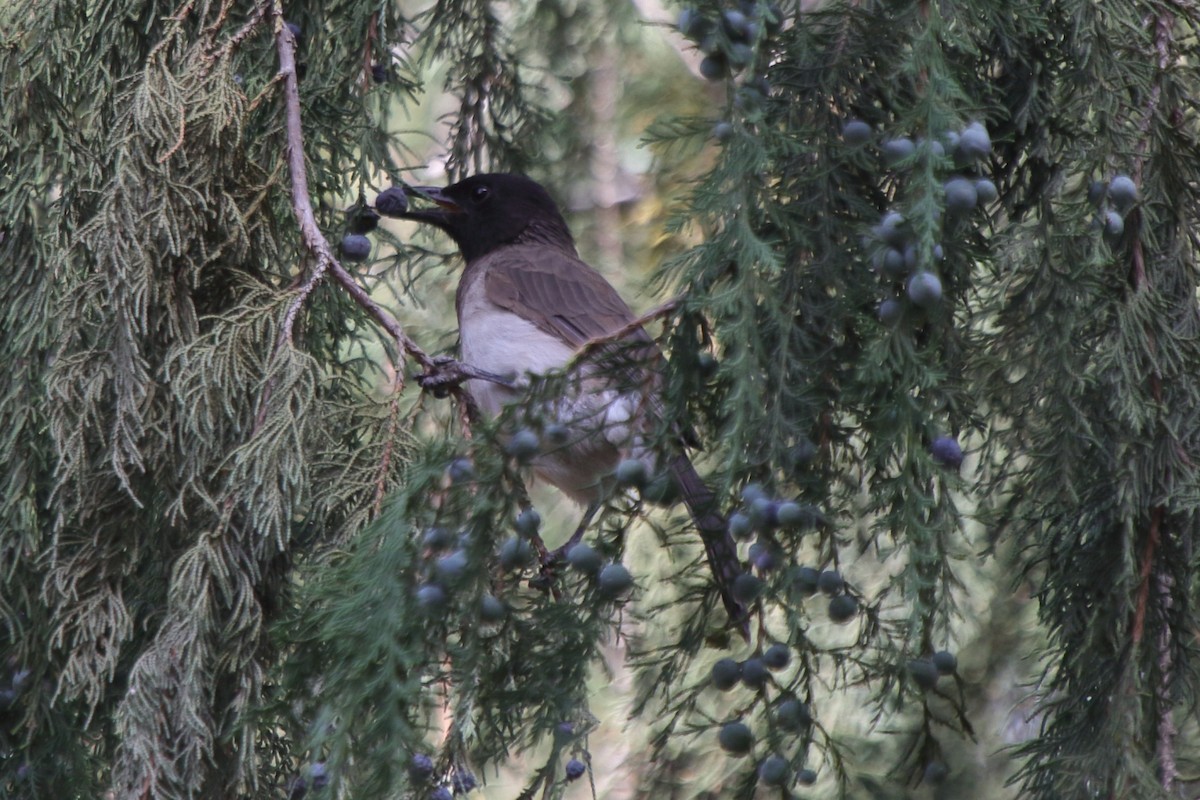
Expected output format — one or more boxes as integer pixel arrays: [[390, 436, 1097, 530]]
[[417, 356, 516, 398]]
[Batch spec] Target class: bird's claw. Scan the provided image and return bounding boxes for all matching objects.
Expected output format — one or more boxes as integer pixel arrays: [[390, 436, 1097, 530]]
[[417, 357, 517, 398], [417, 356, 467, 398]]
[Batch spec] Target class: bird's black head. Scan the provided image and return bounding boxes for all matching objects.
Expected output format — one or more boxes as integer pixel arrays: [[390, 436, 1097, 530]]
[[388, 173, 575, 263]]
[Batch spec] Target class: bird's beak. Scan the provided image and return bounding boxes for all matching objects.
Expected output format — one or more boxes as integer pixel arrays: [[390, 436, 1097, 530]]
[[391, 186, 463, 227]]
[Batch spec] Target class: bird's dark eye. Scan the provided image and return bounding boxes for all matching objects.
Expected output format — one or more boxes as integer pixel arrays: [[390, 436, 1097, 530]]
[[472, 184, 490, 202]]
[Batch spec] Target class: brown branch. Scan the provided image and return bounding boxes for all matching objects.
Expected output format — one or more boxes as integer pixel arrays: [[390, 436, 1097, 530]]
[[271, 7, 435, 371], [1155, 568, 1177, 792], [572, 294, 682, 364], [1131, 507, 1162, 646], [156, 105, 187, 164], [361, 12, 378, 93], [210, 1, 271, 62]]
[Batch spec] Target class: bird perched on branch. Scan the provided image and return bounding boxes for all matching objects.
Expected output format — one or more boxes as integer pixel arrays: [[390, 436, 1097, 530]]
[[380, 173, 746, 632]]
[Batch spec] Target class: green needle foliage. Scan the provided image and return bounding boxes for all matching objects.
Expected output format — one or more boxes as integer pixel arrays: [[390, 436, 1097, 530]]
[[2, 0, 1199, 799]]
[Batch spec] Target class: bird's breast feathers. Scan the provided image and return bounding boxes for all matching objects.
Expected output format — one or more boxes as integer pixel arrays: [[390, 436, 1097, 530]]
[[457, 271, 576, 415]]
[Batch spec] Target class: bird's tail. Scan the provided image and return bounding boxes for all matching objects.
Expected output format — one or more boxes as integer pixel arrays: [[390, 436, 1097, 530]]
[[668, 454, 749, 638]]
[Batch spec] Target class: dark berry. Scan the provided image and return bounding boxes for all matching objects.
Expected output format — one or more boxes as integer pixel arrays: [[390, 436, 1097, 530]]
[[955, 122, 991, 162], [762, 643, 790, 670], [480, 594, 507, 622], [699, 54, 729, 81], [340, 233, 372, 262], [422, 526, 454, 551], [371, 63, 389, 84], [497, 537, 532, 571], [452, 769, 476, 794], [566, 543, 603, 575], [376, 186, 410, 216], [713, 121, 735, 142], [717, 721, 754, 755], [677, 8, 713, 41], [878, 297, 904, 326], [1108, 174, 1137, 210], [740, 657, 769, 688], [758, 755, 790, 786], [876, 211, 907, 246], [797, 767, 818, 785], [446, 457, 474, 484], [430, 788, 453, 800], [791, 565, 820, 594], [930, 435, 964, 469], [751, 544, 780, 573], [347, 207, 380, 234], [828, 594, 858, 623], [921, 137, 946, 162], [310, 762, 328, 790], [598, 563, 635, 598], [932, 650, 958, 674], [416, 583, 448, 610], [728, 511, 755, 540], [409, 754, 435, 781], [554, 721, 576, 744], [514, 507, 541, 537], [565, 758, 586, 781], [435, 549, 469, 584], [882, 137, 915, 168], [544, 423, 570, 444], [727, 43, 754, 69], [1103, 209, 1124, 237], [505, 429, 540, 462], [774, 698, 812, 731], [732, 572, 763, 603], [722, 9, 751, 40], [842, 119, 872, 146], [882, 247, 906, 276], [943, 176, 978, 213], [975, 177, 999, 204], [740, 482, 767, 505], [816, 569, 843, 596], [748, 496, 778, 530], [711, 657, 742, 690], [285, 21, 302, 39], [906, 271, 943, 308], [908, 658, 940, 690]]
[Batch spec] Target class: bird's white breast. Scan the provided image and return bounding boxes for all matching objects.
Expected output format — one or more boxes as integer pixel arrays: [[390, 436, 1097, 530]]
[[457, 274, 576, 416]]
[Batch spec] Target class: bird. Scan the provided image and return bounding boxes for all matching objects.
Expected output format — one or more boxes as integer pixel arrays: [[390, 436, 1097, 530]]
[[380, 172, 746, 632]]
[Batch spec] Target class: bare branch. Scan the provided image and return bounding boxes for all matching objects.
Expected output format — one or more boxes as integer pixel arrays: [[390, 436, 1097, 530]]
[[572, 294, 682, 363], [270, 6, 436, 373]]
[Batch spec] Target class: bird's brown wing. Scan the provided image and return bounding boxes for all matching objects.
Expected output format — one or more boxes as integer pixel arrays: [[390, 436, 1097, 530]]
[[483, 245, 643, 348], [484, 247, 746, 632]]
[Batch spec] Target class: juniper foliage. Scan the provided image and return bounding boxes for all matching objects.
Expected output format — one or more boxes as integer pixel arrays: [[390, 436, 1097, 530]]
[[2, 0, 1200, 799]]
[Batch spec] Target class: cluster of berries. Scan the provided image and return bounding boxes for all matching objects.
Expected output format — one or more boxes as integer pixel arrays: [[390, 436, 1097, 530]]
[[844, 120, 995, 324]]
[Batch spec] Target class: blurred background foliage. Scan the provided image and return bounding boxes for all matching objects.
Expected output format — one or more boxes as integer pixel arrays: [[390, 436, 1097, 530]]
[[2, 0, 1198, 798]]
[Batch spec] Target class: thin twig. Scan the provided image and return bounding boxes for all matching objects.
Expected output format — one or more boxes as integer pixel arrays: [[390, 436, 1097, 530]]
[[211, 1, 271, 61], [572, 294, 682, 363], [1155, 569, 1177, 792], [1128, 11, 1178, 793], [271, 6, 435, 372]]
